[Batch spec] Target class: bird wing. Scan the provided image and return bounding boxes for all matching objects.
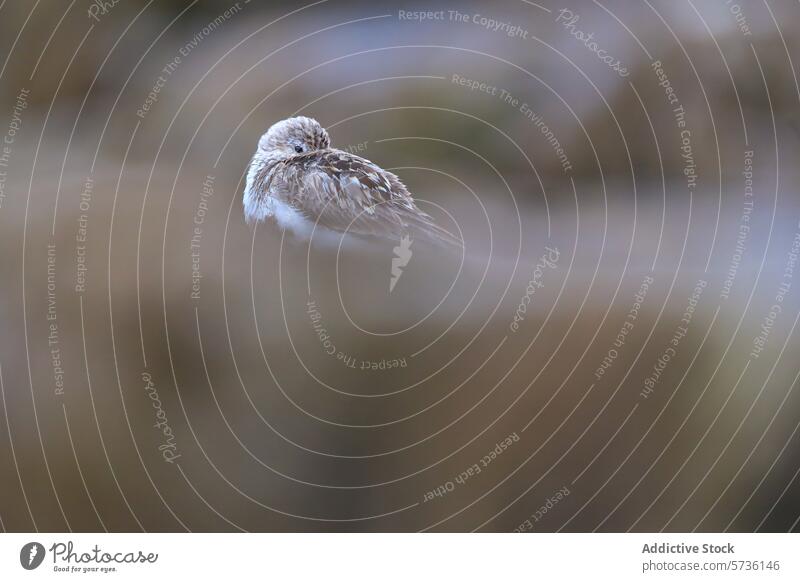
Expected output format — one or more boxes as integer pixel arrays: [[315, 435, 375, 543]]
[[274, 149, 462, 246]]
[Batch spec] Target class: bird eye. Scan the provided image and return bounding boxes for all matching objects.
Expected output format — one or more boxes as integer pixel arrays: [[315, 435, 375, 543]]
[[294, 145, 304, 153]]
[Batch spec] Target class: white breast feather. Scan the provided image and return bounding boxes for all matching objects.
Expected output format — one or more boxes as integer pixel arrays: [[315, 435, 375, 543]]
[[244, 161, 313, 238]]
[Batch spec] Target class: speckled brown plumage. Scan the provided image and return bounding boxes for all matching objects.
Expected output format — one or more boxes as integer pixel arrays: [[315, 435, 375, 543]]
[[243, 117, 462, 246]]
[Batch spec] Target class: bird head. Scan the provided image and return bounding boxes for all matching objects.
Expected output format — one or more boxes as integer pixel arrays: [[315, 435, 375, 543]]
[[257, 116, 330, 159]]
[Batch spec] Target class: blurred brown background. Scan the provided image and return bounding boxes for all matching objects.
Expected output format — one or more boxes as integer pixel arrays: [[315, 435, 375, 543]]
[[1, 0, 799, 532]]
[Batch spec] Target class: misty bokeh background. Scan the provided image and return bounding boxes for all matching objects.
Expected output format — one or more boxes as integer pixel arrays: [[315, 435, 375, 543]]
[[1, 0, 799, 532]]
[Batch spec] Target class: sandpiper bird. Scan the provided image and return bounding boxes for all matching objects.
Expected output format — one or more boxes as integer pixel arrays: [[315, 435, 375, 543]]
[[243, 116, 461, 247]]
